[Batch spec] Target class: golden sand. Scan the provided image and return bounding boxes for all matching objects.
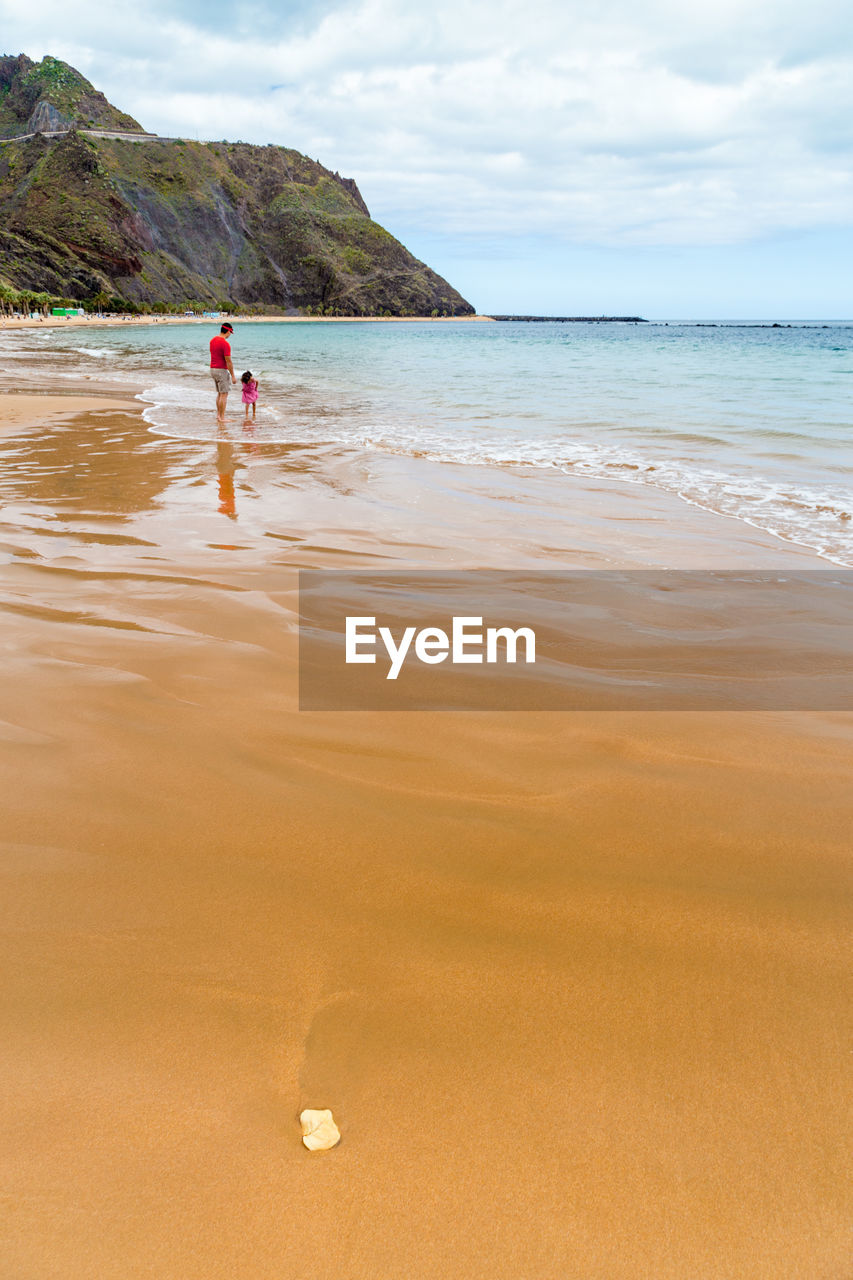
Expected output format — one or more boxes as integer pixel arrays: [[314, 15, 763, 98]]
[[0, 391, 140, 431], [0, 393, 850, 1278]]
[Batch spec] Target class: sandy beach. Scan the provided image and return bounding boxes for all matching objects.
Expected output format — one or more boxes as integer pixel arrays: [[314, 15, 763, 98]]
[[0, 391, 141, 431], [1, 313, 496, 331], [0, 386, 850, 1278]]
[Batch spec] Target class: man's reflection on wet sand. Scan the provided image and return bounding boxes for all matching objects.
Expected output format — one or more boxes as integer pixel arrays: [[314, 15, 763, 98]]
[[216, 438, 237, 519]]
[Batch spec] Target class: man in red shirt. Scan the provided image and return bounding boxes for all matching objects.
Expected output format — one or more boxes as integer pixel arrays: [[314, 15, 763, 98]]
[[209, 322, 236, 423]]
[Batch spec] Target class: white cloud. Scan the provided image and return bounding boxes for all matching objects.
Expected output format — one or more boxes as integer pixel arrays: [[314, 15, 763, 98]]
[[2, 0, 852, 246]]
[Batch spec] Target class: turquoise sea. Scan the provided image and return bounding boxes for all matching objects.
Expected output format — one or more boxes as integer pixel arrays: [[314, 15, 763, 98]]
[[4, 318, 852, 564]]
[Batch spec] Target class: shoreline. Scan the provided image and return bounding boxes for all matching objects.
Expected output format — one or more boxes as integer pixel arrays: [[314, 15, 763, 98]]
[[0, 385, 833, 568], [0, 313, 496, 331]]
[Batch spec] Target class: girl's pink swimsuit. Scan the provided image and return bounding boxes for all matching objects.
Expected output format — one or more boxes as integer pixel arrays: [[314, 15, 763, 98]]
[[242, 379, 258, 404]]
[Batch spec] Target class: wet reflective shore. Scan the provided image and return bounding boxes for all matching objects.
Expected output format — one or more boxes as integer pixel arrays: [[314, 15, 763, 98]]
[[1, 393, 850, 1279]]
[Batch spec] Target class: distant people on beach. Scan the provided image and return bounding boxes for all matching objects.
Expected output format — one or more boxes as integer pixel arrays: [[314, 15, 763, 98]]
[[209, 322, 236, 423], [241, 370, 259, 422]]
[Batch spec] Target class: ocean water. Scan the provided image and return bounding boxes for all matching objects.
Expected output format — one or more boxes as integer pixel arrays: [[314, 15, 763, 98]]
[[3, 318, 852, 564]]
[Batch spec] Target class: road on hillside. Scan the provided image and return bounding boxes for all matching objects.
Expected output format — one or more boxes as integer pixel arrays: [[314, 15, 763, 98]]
[[0, 128, 184, 145]]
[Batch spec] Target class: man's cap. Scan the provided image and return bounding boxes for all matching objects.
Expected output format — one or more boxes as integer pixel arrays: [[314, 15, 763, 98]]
[[221, 322, 233, 332]]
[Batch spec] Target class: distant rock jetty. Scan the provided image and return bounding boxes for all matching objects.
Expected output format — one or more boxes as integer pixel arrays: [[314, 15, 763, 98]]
[[489, 315, 647, 323]]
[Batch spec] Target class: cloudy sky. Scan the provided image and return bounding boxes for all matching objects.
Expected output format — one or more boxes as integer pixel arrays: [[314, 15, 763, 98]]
[[3, 0, 852, 315]]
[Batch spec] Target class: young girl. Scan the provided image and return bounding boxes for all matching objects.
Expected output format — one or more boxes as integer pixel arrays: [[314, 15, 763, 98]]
[[240, 370, 259, 421]]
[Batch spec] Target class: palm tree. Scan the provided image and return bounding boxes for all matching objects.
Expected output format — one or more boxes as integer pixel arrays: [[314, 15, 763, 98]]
[[0, 283, 21, 316]]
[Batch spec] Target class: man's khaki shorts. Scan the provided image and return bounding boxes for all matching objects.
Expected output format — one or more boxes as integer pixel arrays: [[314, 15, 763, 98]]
[[210, 368, 231, 393]]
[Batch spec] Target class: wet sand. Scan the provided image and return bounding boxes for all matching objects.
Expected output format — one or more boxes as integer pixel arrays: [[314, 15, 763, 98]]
[[1, 392, 850, 1278], [0, 390, 140, 432]]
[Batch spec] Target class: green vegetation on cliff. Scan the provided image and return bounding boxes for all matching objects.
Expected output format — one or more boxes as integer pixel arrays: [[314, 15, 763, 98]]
[[0, 54, 142, 137], [0, 54, 474, 317]]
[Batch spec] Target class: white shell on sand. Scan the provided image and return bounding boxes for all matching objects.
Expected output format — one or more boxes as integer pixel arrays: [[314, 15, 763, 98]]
[[300, 1108, 341, 1151]]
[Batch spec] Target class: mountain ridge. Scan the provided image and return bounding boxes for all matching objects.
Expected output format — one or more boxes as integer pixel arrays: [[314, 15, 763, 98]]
[[0, 54, 143, 138], [0, 54, 474, 317]]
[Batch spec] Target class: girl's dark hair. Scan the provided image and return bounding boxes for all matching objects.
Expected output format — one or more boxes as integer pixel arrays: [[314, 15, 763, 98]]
[[241, 370, 253, 383]]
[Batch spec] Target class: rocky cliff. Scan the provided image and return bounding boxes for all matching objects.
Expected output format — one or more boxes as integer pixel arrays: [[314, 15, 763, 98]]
[[0, 55, 474, 316], [0, 54, 143, 137]]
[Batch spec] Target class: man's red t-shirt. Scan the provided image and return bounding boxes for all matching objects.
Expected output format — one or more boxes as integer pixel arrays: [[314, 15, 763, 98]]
[[210, 334, 231, 368]]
